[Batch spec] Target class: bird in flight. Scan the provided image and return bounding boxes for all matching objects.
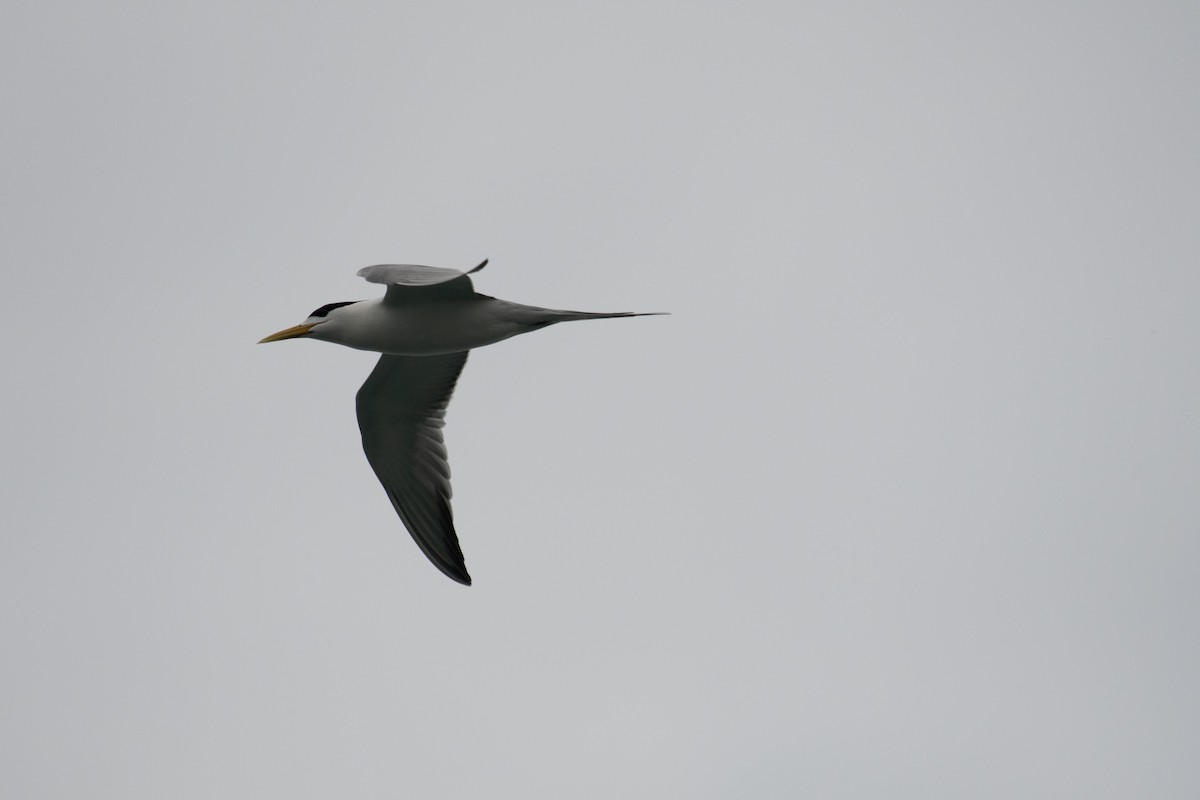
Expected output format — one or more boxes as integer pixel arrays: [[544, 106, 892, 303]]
[[259, 259, 664, 585]]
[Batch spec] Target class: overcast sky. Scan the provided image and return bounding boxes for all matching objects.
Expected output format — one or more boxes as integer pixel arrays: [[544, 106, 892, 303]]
[[2, 2, 1198, 797]]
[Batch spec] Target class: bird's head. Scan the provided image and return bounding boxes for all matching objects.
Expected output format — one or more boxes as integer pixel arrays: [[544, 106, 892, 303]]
[[258, 301, 358, 343]]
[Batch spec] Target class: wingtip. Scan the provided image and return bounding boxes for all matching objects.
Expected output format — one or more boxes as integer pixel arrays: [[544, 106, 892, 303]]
[[468, 258, 488, 274], [424, 549, 473, 586], [434, 554, 472, 586], [427, 554, 472, 585]]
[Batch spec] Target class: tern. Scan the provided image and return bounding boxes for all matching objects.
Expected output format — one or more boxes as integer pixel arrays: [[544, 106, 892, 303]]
[[259, 260, 663, 585]]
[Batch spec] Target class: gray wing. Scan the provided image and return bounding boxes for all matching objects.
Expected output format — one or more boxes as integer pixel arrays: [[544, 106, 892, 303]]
[[355, 351, 472, 585], [357, 260, 488, 305]]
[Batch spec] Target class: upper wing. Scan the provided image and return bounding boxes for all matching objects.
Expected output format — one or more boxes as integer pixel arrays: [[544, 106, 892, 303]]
[[355, 351, 473, 585], [357, 260, 488, 305]]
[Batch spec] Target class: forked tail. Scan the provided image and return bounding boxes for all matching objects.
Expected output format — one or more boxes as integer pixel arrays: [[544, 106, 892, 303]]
[[495, 299, 669, 330], [547, 310, 670, 322]]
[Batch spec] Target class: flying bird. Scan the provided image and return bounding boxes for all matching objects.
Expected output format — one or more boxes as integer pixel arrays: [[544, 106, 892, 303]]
[[259, 259, 664, 585]]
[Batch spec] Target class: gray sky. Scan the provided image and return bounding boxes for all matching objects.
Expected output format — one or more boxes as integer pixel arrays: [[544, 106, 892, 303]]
[[2, 1, 1198, 797]]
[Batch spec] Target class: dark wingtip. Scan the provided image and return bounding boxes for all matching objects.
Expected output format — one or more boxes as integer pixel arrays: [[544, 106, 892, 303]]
[[437, 559, 473, 586], [468, 258, 488, 274], [426, 555, 471, 585]]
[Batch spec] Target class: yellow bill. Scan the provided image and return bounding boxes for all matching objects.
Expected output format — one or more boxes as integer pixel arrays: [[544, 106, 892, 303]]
[[258, 324, 314, 343]]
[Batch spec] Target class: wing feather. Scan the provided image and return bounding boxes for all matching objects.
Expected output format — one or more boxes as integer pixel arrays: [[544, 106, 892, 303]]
[[357, 260, 488, 305], [355, 352, 472, 585]]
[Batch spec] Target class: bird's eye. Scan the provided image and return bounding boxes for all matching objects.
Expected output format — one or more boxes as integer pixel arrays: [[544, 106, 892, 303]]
[[310, 301, 357, 318]]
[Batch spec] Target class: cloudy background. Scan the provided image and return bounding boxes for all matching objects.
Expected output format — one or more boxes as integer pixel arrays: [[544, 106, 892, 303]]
[[2, 2, 1197, 797]]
